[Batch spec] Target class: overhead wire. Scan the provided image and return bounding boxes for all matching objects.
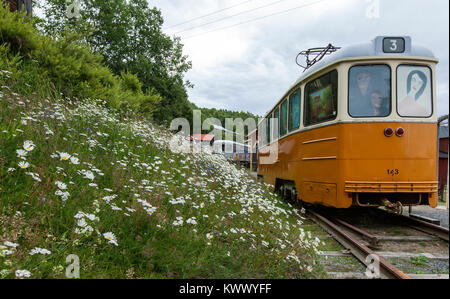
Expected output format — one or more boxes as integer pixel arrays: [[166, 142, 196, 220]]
[[180, 0, 329, 39], [165, 0, 254, 29], [172, 0, 290, 35]]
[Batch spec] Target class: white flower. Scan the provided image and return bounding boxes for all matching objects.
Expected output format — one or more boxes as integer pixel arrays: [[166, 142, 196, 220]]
[[18, 161, 30, 169], [70, 156, 80, 165], [15, 270, 31, 278], [55, 190, 70, 201], [186, 217, 197, 225], [25, 172, 41, 182], [59, 152, 71, 161], [29, 247, 51, 255], [83, 170, 95, 181], [16, 149, 28, 159], [102, 195, 117, 203], [4, 241, 19, 248], [173, 217, 184, 226], [206, 233, 214, 240], [103, 232, 118, 246], [23, 140, 35, 152], [55, 181, 67, 190]]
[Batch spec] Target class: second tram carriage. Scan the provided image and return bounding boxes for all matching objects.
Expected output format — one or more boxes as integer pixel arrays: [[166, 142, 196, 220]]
[[257, 36, 439, 210]]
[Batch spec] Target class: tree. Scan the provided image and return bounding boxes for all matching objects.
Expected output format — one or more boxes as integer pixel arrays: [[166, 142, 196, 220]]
[[37, 0, 193, 124]]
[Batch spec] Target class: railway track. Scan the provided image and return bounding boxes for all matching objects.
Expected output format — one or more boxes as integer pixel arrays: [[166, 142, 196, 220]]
[[304, 207, 449, 279]]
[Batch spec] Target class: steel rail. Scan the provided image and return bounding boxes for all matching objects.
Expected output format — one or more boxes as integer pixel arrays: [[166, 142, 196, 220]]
[[402, 217, 448, 242], [307, 209, 410, 279], [332, 218, 380, 248], [376, 209, 449, 242]]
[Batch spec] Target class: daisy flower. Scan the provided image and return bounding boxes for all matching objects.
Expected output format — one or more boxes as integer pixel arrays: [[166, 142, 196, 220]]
[[103, 232, 118, 246], [55, 181, 67, 190], [29, 247, 51, 255], [23, 140, 35, 152], [15, 270, 31, 278], [4, 241, 19, 248], [18, 161, 30, 169], [59, 152, 71, 161], [70, 156, 80, 165], [16, 149, 28, 159], [206, 233, 213, 240]]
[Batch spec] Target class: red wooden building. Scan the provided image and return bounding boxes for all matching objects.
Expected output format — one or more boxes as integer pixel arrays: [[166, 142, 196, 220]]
[[438, 124, 449, 198]]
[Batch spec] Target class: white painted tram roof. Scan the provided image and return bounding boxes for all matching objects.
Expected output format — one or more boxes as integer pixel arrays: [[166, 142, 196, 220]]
[[293, 36, 437, 87]]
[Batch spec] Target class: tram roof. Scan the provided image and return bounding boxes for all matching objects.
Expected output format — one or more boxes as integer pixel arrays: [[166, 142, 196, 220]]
[[260, 36, 437, 122], [293, 36, 436, 87]]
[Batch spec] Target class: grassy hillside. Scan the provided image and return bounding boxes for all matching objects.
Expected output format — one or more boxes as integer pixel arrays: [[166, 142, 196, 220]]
[[0, 85, 326, 278]]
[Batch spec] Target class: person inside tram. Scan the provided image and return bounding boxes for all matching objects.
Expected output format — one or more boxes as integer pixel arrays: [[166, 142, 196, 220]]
[[370, 90, 389, 117], [349, 70, 374, 116]]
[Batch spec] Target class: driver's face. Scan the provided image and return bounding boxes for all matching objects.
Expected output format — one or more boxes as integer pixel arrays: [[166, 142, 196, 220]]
[[357, 72, 371, 89]]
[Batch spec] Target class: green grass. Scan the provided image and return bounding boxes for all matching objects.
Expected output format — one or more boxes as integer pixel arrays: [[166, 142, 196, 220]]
[[410, 256, 429, 266]]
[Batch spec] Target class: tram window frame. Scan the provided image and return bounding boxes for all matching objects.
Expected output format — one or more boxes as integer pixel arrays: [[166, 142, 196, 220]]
[[280, 99, 288, 137], [304, 70, 338, 127], [288, 88, 301, 132], [348, 64, 392, 119], [273, 107, 280, 141], [396, 64, 433, 119]]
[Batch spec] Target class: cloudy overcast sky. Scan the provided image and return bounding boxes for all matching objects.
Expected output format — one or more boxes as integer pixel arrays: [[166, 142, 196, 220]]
[[152, 0, 449, 117]]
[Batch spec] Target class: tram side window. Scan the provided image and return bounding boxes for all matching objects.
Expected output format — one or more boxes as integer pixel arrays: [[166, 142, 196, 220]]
[[397, 65, 432, 118], [349, 65, 391, 117], [266, 116, 271, 144], [258, 121, 266, 147], [273, 107, 280, 140], [280, 100, 288, 136], [304, 70, 338, 126], [289, 89, 301, 131]]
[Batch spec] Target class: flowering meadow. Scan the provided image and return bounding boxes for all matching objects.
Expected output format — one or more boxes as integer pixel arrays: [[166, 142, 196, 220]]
[[0, 80, 327, 279]]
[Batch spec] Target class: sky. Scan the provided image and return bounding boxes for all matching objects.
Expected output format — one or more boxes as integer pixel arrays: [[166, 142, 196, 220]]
[[152, 0, 449, 118]]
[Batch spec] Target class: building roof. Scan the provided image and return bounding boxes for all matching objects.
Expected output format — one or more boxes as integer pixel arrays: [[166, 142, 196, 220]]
[[190, 134, 215, 142], [439, 125, 449, 139]]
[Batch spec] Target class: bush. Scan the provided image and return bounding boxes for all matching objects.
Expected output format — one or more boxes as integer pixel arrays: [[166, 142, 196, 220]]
[[0, 4, 160, 117]]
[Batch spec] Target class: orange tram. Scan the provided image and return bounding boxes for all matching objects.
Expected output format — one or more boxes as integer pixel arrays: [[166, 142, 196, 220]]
[[257, 36, 439, 210]]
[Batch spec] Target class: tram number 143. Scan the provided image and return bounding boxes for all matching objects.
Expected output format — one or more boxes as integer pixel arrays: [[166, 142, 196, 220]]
[[387, 169, 400, 176]]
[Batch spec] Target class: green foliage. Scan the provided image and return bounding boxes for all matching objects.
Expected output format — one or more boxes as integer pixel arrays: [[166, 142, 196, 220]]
[[38, 0, 192, 125], [0, 4, 160, 116], [0, 5, 38, 55], [194, 103, 261, 138]]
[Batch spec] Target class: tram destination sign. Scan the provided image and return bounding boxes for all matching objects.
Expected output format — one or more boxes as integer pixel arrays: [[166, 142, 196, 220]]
[[383, 37, 406, 53]]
